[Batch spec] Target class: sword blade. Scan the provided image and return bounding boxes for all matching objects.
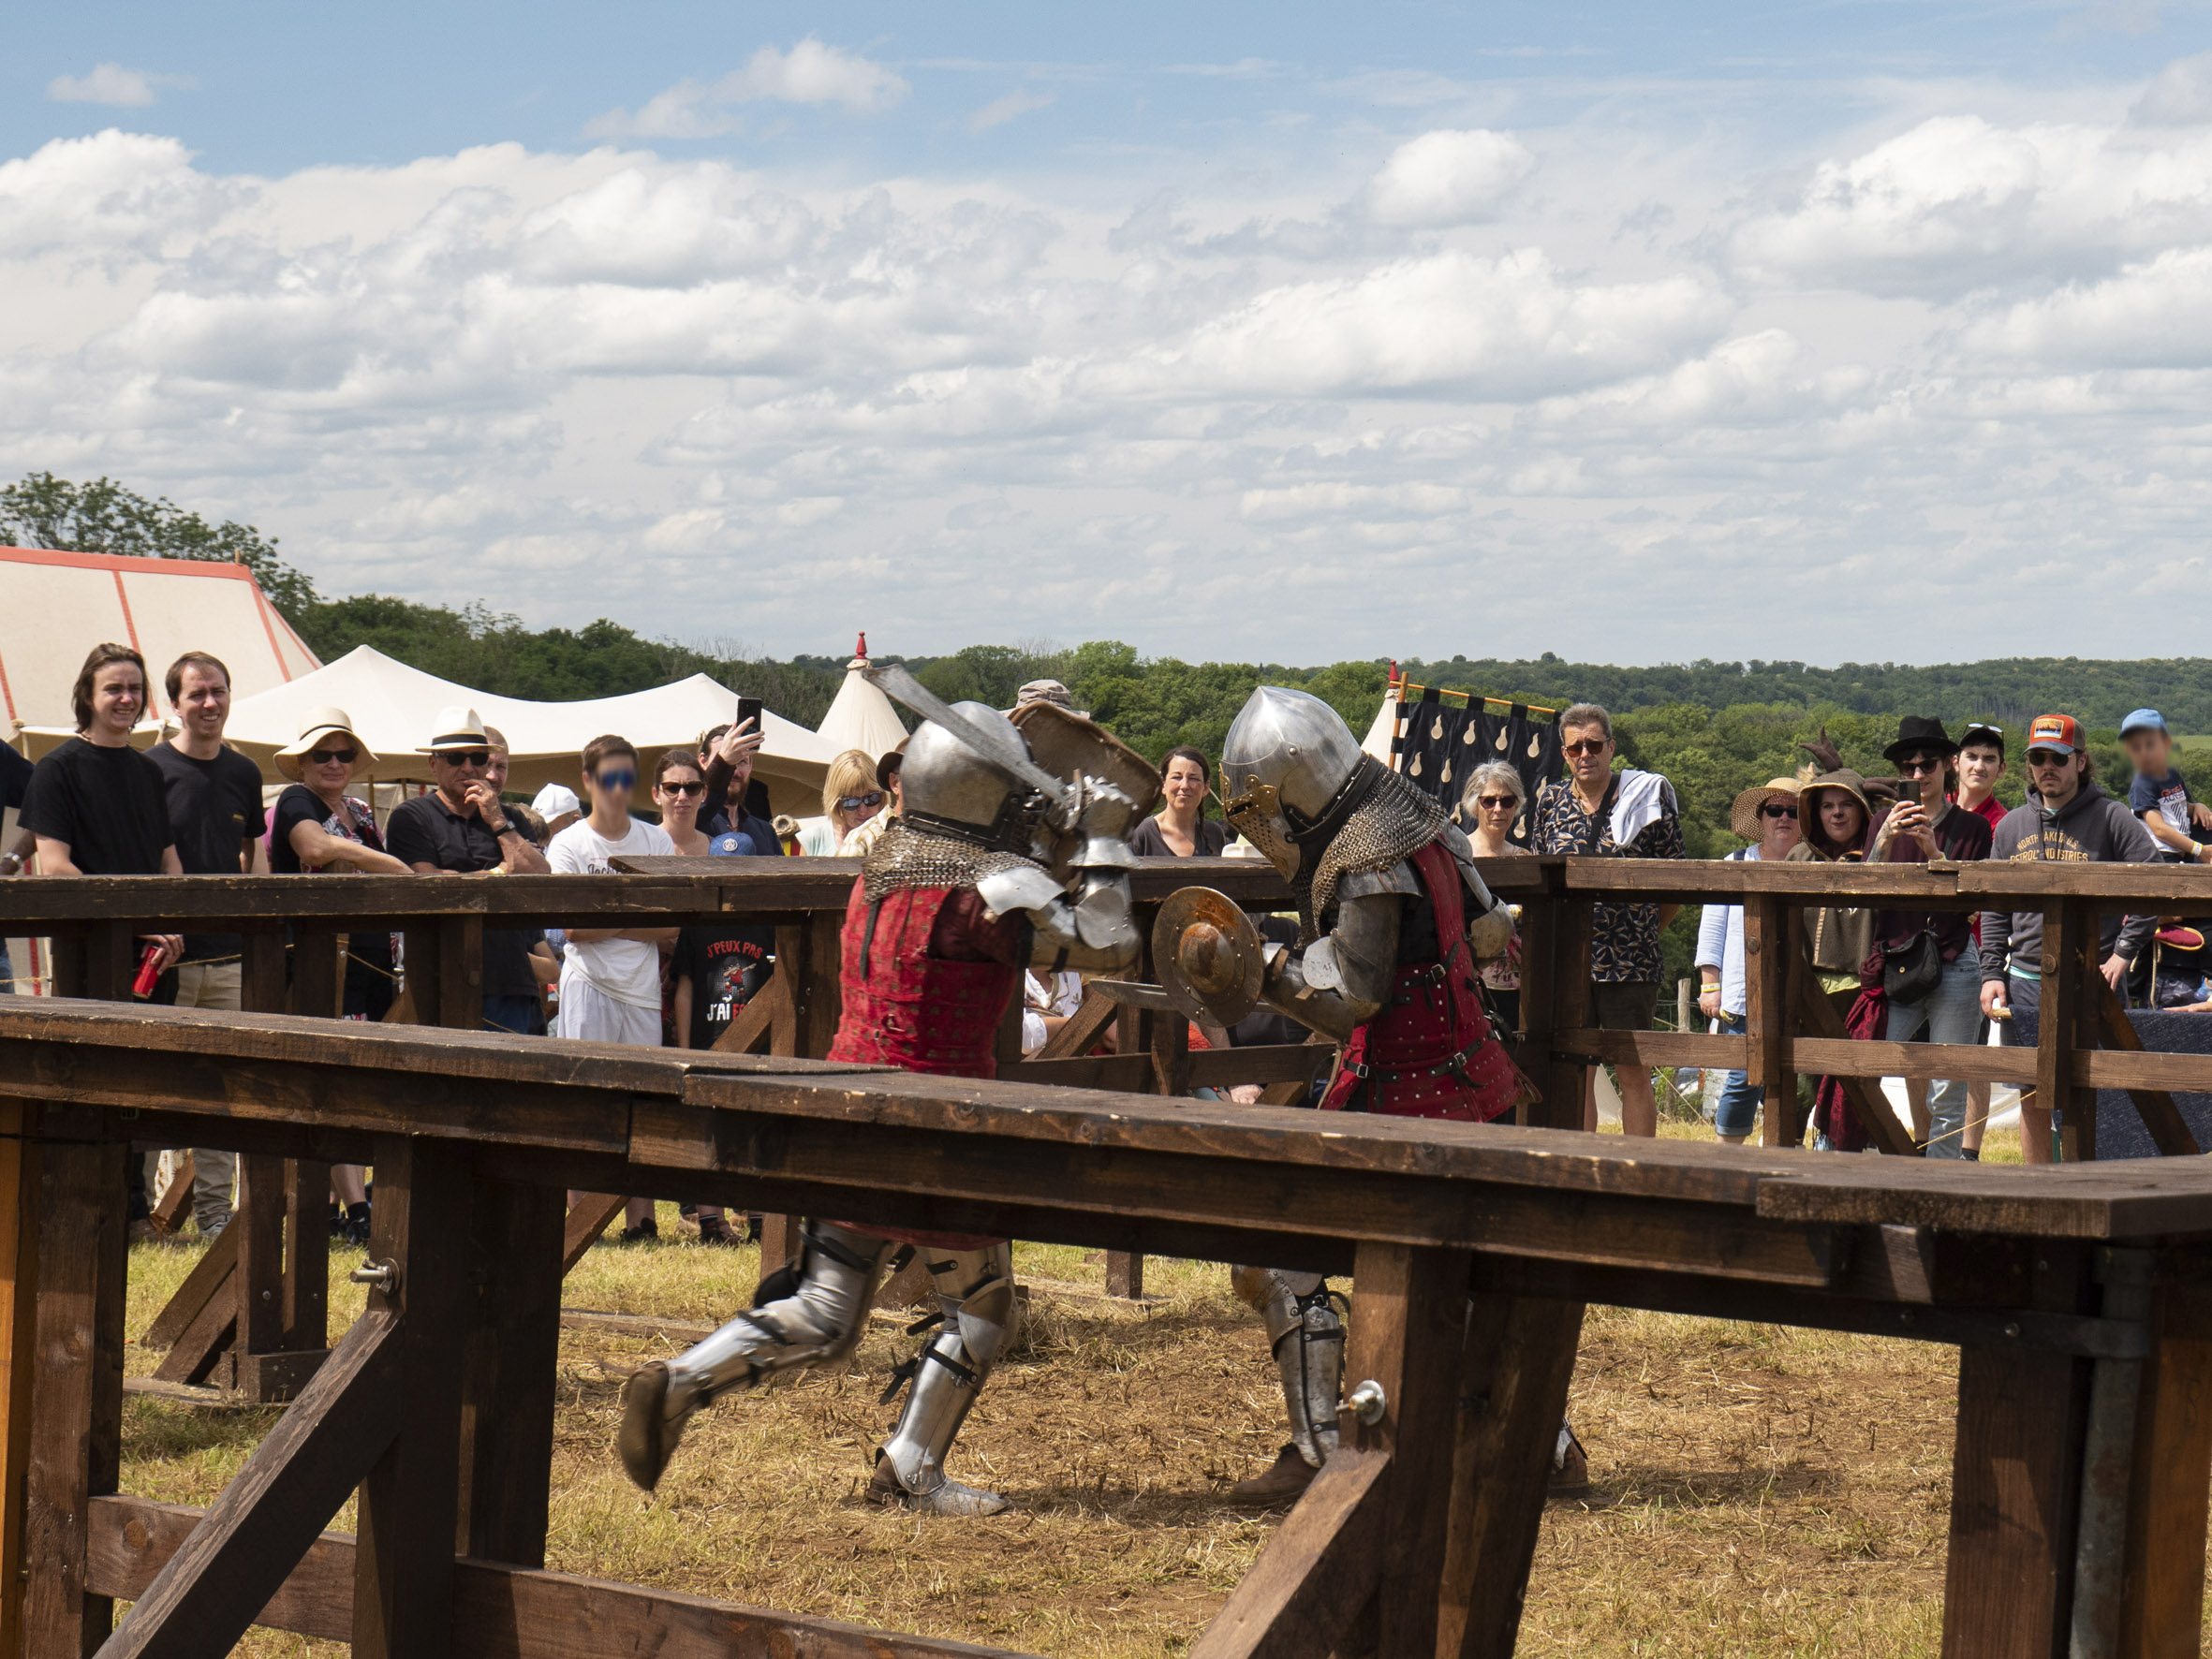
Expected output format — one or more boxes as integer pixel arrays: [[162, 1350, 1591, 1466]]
[[1085, 980, 1179, 1011], [863, 663, 1073, 808]]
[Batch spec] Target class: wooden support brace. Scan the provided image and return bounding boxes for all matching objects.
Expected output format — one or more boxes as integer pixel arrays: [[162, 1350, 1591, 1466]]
[[0, 1100, 42, 1658], [456, 1178, 565, 1566], [558, 1193, 630, 1274], [95, 1303, 406, 1659], [1033, 985, 1120, 1061], [1187, 1448, 1389, 1659], [2092, 977, 2198, 1156], [147, 1152, 196, 1239], [1791, 967, 1919, 1156], [2118, 1276, 2212, 1655]]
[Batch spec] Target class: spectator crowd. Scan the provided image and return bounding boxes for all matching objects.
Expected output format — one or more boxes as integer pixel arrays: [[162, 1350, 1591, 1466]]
[[4, 641, 2205, 1251]]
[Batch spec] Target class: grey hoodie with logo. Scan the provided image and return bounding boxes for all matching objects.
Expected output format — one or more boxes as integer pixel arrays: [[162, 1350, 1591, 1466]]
[[1977, 780, 2160, 982]]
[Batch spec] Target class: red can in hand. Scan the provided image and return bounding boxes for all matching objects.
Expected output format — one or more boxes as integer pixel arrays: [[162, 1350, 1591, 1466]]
[[131, 943, 166, 999]]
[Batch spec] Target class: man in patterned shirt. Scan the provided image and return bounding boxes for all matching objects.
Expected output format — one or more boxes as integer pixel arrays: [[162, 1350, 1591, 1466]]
[[1531, 702, 1684, 1136]]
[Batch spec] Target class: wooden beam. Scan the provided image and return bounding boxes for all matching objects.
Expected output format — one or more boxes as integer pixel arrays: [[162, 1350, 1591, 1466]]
[[281, 1158, 330, 1355], [147, 1152, 196, 1238], [25, 1134, 127, 1658], [1744, 895, 1791, 1103], [2042, 902, 2088, 1163], [352, 1136, 475, 1659], [95, 1303, 406, 1659], [143, 1221, 237, 1350], [1438, 1293, 1587, 1659], [1032, 985, 1119, 1062], [1187, 1448, 1389, 1659], [707, 970, 784, 1056], [86, 1493, 1034, 1659]]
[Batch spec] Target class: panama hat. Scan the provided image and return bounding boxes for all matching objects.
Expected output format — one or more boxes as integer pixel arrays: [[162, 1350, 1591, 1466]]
[[1730, 777, 1801, 840], [274, 707, 378, 781], [416, 704, 491, 755]]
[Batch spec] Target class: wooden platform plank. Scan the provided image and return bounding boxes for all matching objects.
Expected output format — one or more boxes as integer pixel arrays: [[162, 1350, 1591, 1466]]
[[1187, 1449, 1388, 1659]]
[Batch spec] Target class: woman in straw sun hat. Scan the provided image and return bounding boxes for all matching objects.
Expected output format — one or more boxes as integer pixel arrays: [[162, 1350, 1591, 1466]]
[[1693, 778, 1802, 1144], [268, 706, 410, 1242]]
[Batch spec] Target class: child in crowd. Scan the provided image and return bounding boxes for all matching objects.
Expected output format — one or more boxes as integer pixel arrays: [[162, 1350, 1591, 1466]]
[[2121, 709, 2212, 865]]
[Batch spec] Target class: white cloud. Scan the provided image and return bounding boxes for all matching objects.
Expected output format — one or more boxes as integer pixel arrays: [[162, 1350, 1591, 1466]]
[[0, 129, 239, 257], [1730, 113, 2212, 295], [587, 39, 906, 137], [968, 89, 1053, 134], [9, 88, 2212, 661], [47, 64, 192, 108], [1366, 129, 1534, 226], [2132, 51, 2212, 126]]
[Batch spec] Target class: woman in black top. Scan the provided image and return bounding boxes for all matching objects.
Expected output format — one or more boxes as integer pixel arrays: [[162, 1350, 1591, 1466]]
[[270, 708, 410, 1018], [1128, 745, 1231, 857]]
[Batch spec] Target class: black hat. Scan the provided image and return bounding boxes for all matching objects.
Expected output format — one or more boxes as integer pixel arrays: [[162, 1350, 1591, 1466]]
[[1882, 715, 1959, 766]]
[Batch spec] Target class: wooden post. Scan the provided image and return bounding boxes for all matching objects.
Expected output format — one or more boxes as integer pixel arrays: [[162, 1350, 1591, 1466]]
[[1341, 1241, 1473, 1659], [455, 1178, 565, 1566], [2042, 902, 2087, 1163], [23, 1125, 126, 1656], [230, 1155, 287, 1387], [353, 1136, 473, 1659], [290, 929, 343, 1021], [0, 1100, 41, 1657], [1745, 895, 1793, 1147], [2119, 1275, 2212, 1655], [281, 1158, 330, 1356], [1518, 875, 1590, 1132], [1438, 1293, 1588, 1659]]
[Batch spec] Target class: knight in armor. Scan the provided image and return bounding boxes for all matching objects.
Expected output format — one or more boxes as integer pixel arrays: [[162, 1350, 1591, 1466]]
[[617, 699, 1148, 1517], [1210, 685, 1556, 1502]]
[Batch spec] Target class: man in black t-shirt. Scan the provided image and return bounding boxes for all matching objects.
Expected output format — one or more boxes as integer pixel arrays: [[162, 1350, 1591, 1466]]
[[19, 643, 184, 1234], [145, 651, 270, 1236], [385, 705, 550, 1033], [671, 921, 774, 1050], [0, 740, 35, 995]]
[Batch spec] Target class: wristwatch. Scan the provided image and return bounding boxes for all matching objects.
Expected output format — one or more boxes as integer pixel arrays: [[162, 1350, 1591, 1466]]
[[0, 852, 20, 874]]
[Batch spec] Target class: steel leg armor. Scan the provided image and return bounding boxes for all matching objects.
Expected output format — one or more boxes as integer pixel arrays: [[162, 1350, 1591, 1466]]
[[1233, 1265, 1346, 1469], [617, 1221, 889, 1492], [871, 1244, 1016, 1517]]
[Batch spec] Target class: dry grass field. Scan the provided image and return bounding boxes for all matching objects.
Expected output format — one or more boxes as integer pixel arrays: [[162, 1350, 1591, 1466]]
[[113, 1120, 2117, 1658]]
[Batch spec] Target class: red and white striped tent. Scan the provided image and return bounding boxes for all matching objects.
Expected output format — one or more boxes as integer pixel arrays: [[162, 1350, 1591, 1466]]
[[0, 546, 317, 751]]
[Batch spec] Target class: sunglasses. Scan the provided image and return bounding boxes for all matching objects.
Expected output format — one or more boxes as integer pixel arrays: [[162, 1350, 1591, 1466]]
[[596, 769, 639, 791], [439, 749, 492, 768], [659, 780, 704, 797], [305, 747, 357, 767], [2027, 749, 2074, 768], [1475, 794, 1519, 810], [1562, 739, 1610, 757], [1761, 804, 1798, 820], [838, 791, 886, 812], [1895, 756, 1946, 777]]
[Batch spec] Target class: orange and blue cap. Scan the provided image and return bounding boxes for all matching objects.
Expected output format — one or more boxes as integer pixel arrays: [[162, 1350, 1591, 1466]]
[[2026, 713, 2084, 756]]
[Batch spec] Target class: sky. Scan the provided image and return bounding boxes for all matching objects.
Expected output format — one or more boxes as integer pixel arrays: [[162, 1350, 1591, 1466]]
[[7, 2, 2212, 667]]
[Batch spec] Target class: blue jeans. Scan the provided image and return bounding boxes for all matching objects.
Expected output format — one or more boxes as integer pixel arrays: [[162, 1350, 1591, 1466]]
[[1882, 953, 1983, 1159], [1711, 1012, 1764, 1139]]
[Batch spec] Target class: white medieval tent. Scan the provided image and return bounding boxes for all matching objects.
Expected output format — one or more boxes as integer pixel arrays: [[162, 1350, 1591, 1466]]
[[221, 646, 836, 815], [812, 635, 908, 762]]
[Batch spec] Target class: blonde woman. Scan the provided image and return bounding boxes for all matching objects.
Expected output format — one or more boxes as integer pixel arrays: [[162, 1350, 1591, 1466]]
[[801, 749, 884, 855], [1460, 761, 1530, 1029]]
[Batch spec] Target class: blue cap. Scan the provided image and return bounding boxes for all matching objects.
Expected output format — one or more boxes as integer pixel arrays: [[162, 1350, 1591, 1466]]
[[2120, 708, 2168, 737], [708, 831, 747, 857]]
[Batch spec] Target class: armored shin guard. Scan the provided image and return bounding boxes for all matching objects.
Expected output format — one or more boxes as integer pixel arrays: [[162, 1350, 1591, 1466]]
[[874, 1244, 1015, 1517], [1233, 1265, 1345, 1469], [619, 1221, 888, 1492]]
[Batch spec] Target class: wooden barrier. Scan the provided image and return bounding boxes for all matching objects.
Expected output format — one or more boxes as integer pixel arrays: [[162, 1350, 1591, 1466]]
[[3, 995, 2212, 1656]]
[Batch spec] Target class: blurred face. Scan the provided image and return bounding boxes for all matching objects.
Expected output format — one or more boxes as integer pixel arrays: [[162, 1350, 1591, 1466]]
[[302, 734, 360, 795], [172, 664, 230, 741], [1957, 742, 2004, 800], [655, 765, 705, 828], [1758, 798, 1801, 856], [87, 661, 145, 741], [2124, 728, 2174, 776], [1163, 756, 1208, 815], [1820, 792, 1865, 849], [589, 755, 638, 815], [1561, 722, 1613, 791]]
